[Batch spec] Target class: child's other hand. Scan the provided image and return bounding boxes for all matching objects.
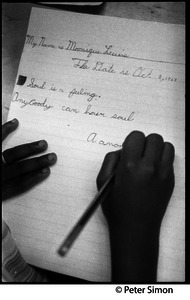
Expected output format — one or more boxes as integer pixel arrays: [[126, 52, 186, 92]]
[[2, 119, 57, 201]]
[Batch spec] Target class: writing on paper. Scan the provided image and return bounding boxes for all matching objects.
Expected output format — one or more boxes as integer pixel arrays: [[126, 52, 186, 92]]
[[25, 35, 180, 85], [87, 132, 122, 149], [12, 89, 135, 123], [12, 92, 53, 111]]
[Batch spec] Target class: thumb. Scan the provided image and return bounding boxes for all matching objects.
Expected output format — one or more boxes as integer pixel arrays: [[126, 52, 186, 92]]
[[96, 150, 121, 190]]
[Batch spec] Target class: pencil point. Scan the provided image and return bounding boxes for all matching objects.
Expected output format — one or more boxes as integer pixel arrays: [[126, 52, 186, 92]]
[[58, 246, 68, 256]]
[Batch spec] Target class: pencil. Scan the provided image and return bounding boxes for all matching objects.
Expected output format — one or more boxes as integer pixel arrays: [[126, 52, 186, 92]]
[[57, 170, 116, 256]]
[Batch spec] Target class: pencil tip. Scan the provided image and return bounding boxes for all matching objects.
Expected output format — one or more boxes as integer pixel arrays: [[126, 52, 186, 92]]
[[57, 246, 68, 256]]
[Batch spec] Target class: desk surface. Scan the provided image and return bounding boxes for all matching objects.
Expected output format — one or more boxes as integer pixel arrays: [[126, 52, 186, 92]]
[[2, 2, 185, 124]]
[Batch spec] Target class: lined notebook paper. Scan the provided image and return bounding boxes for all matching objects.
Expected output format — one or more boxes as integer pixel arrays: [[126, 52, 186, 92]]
[[2, 7, 185, 282]]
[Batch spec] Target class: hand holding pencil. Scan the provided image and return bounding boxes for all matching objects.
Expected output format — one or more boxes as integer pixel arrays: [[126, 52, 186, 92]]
[[97, 130, 175, 230], [58, 130, 175, 283], [97, 130, 175, 282]]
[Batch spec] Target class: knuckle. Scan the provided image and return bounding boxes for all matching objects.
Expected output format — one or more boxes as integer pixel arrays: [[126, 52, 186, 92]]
[[141, 161, 155, 175], [145, 165, 155, 174], [125, 161, 136, 172], [33, 156, 44, 168], [28, 142, 36, 151]]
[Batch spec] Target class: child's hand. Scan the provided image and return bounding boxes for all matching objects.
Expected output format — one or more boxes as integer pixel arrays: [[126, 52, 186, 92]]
[[97, 130, 175, 231], [97, 131, 175, 282], [2, 119, 57, 201]]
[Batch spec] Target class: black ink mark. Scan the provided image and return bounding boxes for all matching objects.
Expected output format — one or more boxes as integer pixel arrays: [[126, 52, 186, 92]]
[[17, 75, 27, 86]]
